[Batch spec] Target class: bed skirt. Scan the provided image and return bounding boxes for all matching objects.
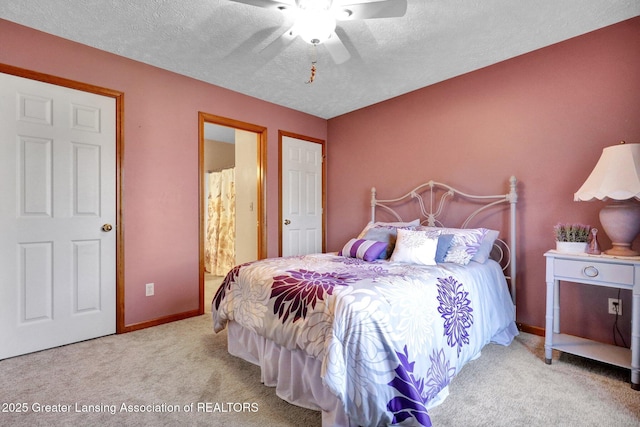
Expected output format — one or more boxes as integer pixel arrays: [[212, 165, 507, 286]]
[[227, 320, 352, 427], [225, 319, 518, 427], [227, 321, 480, 427]]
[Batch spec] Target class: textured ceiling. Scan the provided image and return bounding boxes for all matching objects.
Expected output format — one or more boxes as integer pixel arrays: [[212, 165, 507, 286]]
[[1, 0, 639, 119]]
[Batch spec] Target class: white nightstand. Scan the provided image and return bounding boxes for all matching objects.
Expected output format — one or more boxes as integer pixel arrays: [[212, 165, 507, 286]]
[[544, 250, 640, 390]]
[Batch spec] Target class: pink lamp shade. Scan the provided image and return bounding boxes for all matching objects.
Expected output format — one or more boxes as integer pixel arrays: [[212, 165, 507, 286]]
[[574, 142, 640, 256]]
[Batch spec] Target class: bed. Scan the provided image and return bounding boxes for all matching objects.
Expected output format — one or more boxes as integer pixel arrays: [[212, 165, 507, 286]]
[[212, 176, 519, 427]]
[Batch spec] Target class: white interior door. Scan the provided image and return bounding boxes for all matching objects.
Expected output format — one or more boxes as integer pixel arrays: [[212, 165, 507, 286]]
[[281, 135, 323, 256], [0, 72, 116, 360]]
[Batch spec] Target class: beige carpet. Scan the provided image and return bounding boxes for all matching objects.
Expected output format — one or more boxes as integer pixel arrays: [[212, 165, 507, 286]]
[[0, 276, 637, 426], [428, 332, 639, 426]]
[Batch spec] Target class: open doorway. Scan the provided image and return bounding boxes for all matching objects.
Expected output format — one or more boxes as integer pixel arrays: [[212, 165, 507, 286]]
[[198, 113, 266, 313]]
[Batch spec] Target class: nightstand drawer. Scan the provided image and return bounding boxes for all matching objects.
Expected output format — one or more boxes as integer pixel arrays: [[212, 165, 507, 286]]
[[553, 258, 634, 286]]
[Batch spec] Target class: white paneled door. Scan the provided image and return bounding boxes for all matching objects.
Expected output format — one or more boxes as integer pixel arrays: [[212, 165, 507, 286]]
[[281, 135, 323, 256], [0, 72, 116, 360]]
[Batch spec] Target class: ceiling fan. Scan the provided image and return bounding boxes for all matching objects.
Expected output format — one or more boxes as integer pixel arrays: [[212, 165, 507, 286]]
[[229, 0, 408, 64]]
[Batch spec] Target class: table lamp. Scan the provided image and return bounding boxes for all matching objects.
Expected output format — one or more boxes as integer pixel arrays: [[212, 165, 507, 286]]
[[574, 141, 640, 256]]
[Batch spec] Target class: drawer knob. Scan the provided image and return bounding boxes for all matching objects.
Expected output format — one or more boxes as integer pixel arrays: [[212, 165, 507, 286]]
[[583, 266, 599, 278]]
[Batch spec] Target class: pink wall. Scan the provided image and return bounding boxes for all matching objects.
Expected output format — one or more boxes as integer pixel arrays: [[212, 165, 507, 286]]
[[2, 16, 639, 341], [327, 17, 640, 344], [0, 19, 327, 327]]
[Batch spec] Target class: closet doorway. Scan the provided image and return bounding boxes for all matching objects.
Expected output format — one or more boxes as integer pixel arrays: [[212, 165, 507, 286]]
[[199, 113, 266, 312]]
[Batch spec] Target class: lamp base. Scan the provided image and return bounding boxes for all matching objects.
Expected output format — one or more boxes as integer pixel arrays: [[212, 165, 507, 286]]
[[599, 201, 640, 257], [604, 244, 639, 257]]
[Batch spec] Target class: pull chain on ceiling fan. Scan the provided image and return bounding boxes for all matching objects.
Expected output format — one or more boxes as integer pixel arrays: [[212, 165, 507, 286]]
[[306, 45, 317, 84]]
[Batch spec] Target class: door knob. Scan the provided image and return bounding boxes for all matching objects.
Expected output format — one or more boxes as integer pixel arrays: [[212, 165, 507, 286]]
[[102, 224, 113, 232], [284, 219, 291, 225]]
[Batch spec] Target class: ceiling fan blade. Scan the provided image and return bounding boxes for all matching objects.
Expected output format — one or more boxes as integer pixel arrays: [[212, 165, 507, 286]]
[[223, 25, 285, 62], [324, 32, 351, 64], [340, 0, 408, 20], [258, 26, 298, 58], [228, 0, 295, 12]]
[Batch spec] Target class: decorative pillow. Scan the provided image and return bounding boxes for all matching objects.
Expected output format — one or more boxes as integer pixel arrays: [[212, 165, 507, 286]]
[[435, 234, 454, 263], [358, 219, 421, 259], [339, 239, 388, 262], [472, 229, 499, 263], [444, 246, 474, 265], [416, 226, 497, 265], [389, 228, 438, 266]]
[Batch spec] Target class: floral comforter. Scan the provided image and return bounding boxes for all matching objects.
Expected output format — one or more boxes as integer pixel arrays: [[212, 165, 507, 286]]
[[212, 253, 517, 426]]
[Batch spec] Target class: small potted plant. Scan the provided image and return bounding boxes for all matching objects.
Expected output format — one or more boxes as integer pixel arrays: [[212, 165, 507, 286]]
[[554, 223, 590, 254]]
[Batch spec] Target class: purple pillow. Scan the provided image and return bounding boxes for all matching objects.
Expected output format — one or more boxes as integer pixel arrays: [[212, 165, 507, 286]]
[[339, 239, 388, 262]]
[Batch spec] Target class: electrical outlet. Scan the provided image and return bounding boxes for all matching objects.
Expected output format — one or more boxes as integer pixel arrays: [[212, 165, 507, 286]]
[[608, 298, 622, 315], [145, 282, 155, 297]]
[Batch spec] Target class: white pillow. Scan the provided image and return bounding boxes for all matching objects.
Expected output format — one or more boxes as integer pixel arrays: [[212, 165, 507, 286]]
[[390, 228, 438, 266]]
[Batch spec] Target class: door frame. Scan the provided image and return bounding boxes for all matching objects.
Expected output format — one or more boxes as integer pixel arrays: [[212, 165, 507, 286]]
[[198, 112, 267, 313], [278, 130, 326, 256], [0, 63, 126, 333]]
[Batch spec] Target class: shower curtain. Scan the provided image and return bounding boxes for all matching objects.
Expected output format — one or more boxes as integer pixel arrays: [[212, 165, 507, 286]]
[[205, 168, 236, 276]]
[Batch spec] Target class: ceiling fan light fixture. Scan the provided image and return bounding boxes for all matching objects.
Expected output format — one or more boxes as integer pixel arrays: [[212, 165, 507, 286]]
[[296, 9, 336, 45]]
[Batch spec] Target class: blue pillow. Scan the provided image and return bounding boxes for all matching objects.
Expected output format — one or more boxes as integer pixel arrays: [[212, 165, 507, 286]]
[[435, 234, 454, 263]]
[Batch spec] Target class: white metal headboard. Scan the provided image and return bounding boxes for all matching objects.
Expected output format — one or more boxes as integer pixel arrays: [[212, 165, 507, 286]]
[[371, 176, 518, 306]]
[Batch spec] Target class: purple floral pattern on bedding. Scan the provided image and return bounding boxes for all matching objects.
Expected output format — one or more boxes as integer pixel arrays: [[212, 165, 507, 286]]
[[424, 348, 456, 400], [271, 269, 357, 323], [387, 346, 433, 426], [211, 253, 517, 427], [333, 256, 367, 266], [213, 262, 249, 310], [437, 276, 474, 355], [387, 346, 457, 427]]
